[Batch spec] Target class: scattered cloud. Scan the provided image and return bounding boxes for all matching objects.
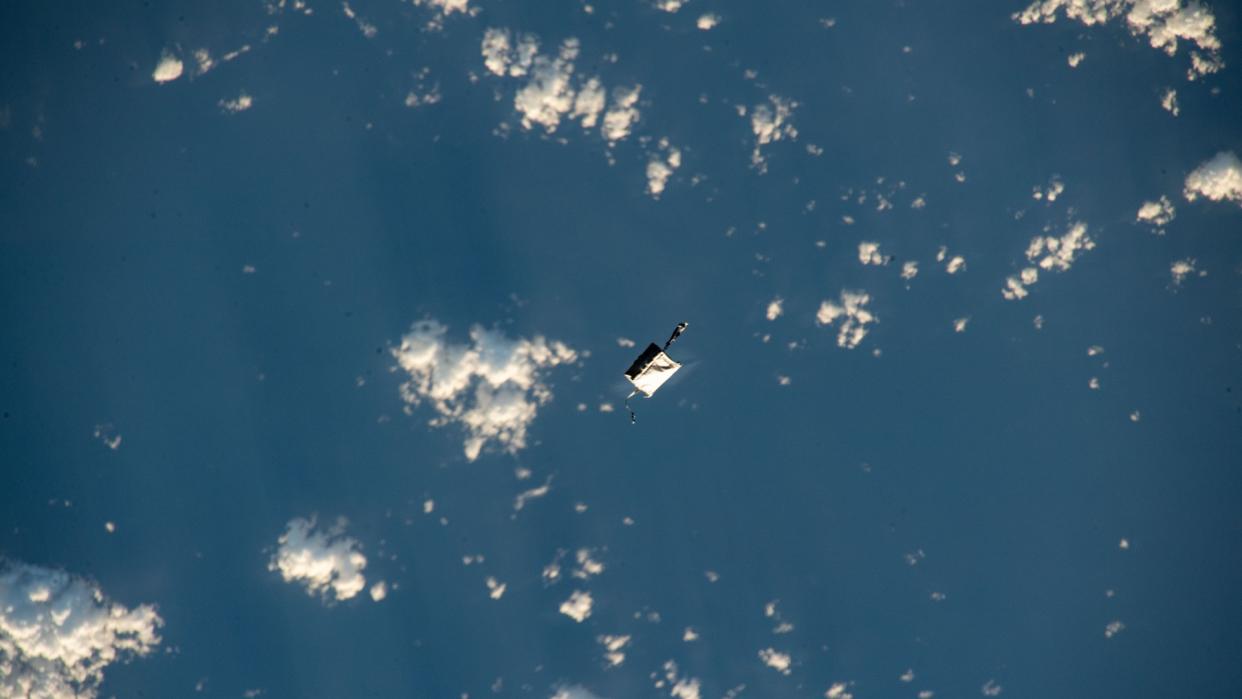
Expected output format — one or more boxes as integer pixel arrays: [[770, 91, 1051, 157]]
[[697, 13, 720, 30], [646, 138, 681, 198], [901, 261, 919, 280], [858, 241, 887, 266], [1013, 0, 1224, 80], [766, 298, 784, 321], [1184, 151, 1242, 205], [218, 92, 253, 114], [749, 95, 798, 173], [953, 317, 970, 332], [572, 548, 605, 579], [1067, 51, 1086, 67], [1032, 176, 1065, 202], [482, 29, 642, 146], [514, 475, 553, 511], [268, 517, 367, 602], [559, 590, 594, 622], [391, 319, 577, 461], [981, 679, 1003, 696], [597, 634, 631, 666], [759, 647, 792, 674], [816, 290, 877, 349], [659, 660, 702, 699], [1161, 87, 1180, 115], [1136, 195, 1176, 232], [1170, 257, 1199, 285], [486, 576, 507, 599], [0, 561, 163, 699], [152, 51, 184, 83], [369, 581, 388, 602], [551, 685, 607, 699], [654, 0, 687, 12], [92, 424, 121, 450], [341, 1, 378, 38], [945, 255, 966, 274], [826, 683, 855, 699]]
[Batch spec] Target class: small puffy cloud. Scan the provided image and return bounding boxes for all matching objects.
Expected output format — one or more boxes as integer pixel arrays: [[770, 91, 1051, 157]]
[[152, 51, 184, 83], [218, 92, 253, 114], [1067, 51, 1086, 67], [483, 29, 642, 146], [1136, 195, 1176, 232], [826, 683, 854, 699], [654, 0, 686, 11], [766, 298, 784, 321], [597, 634, 631, 666], [1170, 257, 1198, 285], [759, 648, 792, 674], [1184, 151, 1242, 205], [858, 241, 886, 265], [369, 581, 388, 602], [559, 590, 593, 622], [661, 660, 702, 699], [1013, 0, 1224, 79], [945, 255, 966, 274], [1161, 87, 1180, 115], [901, 261, 919, 280], [552, 684, 607, 699], [953, 317, 970, 332], [749, 95, 798, 173], [341, 1, 378, 38], [1002, 266, 1040, 301], [697, 13, 720, 30], [572, 548, 605, 579], [602, 86, 642, 143], [486, 577, 507, 599], [1032, 176, 1065, 202], [646, 138, 681, 198], [391, 319, 577, 461], [413, 0, 471, 16], [1026, 221, 1094, 272], [514, 476, 553, 511], [92, 424, 121, 450], [0, 561, 163, 699], [816, 290, 877, 349], [981, 679, 1003, 696], [268, 517, 367, 602]]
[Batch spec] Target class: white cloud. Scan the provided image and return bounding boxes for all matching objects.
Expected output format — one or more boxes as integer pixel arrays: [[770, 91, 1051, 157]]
[[655, 0, 687, 11], [572, 548, 605, 579], [1184, 151, 1242, 205], [369, 581, 388, 602], [0, 561, 162, 699], [559, 590, 593, 622], [646, 138, 681, 198], [1104, 619, 1125, 638], [1067, 51, 1086, 66], [341, 1, 378, 38], [816, 290, 877, 349], [483, 29, 642, 146], [514, 475, 553, 511], [1170, 257, 1198, 285], [602, 86, 642, 143], [391, 319, 577, 461], [1136, 195, 1176, 231], [945, 255, 966, 274], [858, 241, 886, 265], [218, 92, 253, 114], [1032, 176, 1065, 202], [486, 577, 507, 599], [1026, 221, 1095, 272], [953, 317, 970, 332], [682, 626, 699, 641], [597, 634, 631, 666], [92, 424, 121, 450], [1161, 87, 1180, 115], [268, 517, 367, 602], [826, 683, 854, 699], [413, 0, 472, 16], [551, 685, 607, 699], [697, 13, 720, 30], [759, 647, 792, 674], [901, 261, 919, 280], [660, 660, 702, 699], [766, 298, 784, 321], [1002, 266, 1041, 301], [1013, 0, 1224, 79], [749, 95, 798, 173], [151, 51, 184, 83], [981, 679, 1003, 696]]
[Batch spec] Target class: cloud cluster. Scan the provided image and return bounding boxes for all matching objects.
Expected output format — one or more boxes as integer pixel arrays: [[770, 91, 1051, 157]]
[[1136, 195, 1176, 231], [646, 138, 682, 199], [1002, 221, 1094, 300], [816, 291, 877, 349], [1013, 0, 1224, 79], [391, 319, 577, 461], [482, 29, 642, 144], [749, 95, 798, 173], [1183, 150, 1242, 205], [0, 561, 163, 699], [268, 517, 368, 602]]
